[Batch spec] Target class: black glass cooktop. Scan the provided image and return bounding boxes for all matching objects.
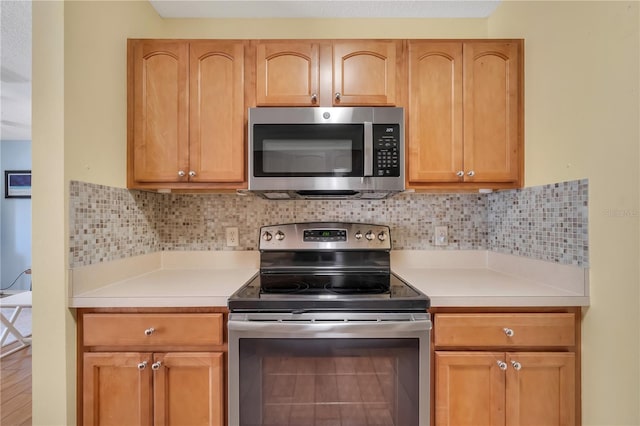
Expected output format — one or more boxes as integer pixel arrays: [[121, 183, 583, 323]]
[[228, 272, 430, 312]]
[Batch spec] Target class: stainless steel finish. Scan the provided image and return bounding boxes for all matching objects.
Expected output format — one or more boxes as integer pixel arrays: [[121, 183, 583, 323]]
[[467, 170, 476, 177], [151, 361, 162, 370], [228, 311, 431, 426], [248, 107, 405, 198], [511, 360, 522, 371], [137, 361, 147, 370], [503, 327, 514, 337], [228, 221, 429, 425], [178, 170, 186, 177], [310, 93, 317, 103], [258, 222, 392, 251], [188, 170, 196, 177], [364, 121, 373, 176], [456, 170, 464, 177], [497, 360, 508, 371], [144, 327, 155, 336], [335, 92, 341, 100]]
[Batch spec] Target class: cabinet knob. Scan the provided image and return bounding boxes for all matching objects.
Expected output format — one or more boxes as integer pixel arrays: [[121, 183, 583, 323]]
[[310, 93, 318, 103], [188, 170, 196, 177], [151, 361, 162, 371], [467, 170, 475, 177], [137, 361, 148, 370], [456, 171, 464, 178], [503, 327, 514, 337], [511, 360, 522, 371], [144, 327, 155, 336], [334, 92, 341, 101], [178, 170, 186, 177], [497, 360, 508, 371]]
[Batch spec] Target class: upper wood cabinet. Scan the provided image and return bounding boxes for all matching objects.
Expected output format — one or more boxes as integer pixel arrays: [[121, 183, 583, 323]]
[[407, 40, 523, 190], [255, 40, 398, 106], [256, 42, 319, 106], [128, 39, 246, 190]]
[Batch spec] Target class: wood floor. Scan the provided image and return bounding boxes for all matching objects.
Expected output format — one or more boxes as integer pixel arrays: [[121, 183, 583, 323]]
[[0, 344, 32, 426]]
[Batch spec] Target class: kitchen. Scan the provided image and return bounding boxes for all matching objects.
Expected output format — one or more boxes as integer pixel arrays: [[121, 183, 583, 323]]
[[31, 1, 638, 426]]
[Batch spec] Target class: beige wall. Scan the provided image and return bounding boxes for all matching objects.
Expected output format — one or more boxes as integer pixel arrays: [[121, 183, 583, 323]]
[[32, 1, 639, 424], [489, 2, 640, 425]]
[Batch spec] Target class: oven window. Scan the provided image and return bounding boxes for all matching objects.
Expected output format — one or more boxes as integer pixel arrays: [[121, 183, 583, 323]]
[[238, 338, 419, 426], [253, 124, 364, 177]]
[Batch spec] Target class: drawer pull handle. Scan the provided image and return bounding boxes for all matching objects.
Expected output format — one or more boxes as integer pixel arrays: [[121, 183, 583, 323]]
[[137, 361, 148, 371], [497, 360, 508, 371], [152, 361, 162, 371], [144, 327, 155, 336], [503, 327, 514, 337], [511, 361, 522, 371]]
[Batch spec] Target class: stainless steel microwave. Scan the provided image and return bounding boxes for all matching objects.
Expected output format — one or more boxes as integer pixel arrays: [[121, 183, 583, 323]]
[[248, 107, 405, 200]]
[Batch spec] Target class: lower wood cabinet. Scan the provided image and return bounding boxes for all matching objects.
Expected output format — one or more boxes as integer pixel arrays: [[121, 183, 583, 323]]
[[432, 308, 580, 426], [78, 309, 228, 426], [436, 351, 575, 426], [83, 352, 223, 426]]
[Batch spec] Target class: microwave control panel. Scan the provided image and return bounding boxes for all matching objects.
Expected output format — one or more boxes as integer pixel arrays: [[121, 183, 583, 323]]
[[373, 124, 401, 177]]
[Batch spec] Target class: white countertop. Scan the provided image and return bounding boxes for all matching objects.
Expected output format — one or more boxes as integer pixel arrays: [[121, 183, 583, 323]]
[[69, 250, 589, 308], [391, 251, 589, 307]]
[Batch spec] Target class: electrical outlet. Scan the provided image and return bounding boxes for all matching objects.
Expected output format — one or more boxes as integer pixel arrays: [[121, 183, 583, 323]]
[[226, 227, 239, 247], [434, 226, 448, 246]]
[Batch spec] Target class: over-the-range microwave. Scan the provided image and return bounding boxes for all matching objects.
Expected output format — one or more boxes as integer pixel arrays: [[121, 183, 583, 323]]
[[247, 107, 405, 200]]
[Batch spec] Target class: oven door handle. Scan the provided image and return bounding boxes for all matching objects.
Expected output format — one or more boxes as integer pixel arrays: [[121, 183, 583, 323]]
[[228, 317, 431, 336]]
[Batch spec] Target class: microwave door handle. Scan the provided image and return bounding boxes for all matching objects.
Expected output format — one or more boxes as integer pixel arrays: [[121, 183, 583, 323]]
[[364, 121, 373, 177]]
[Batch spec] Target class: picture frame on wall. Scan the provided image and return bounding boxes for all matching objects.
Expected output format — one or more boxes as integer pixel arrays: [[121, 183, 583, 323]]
[[5, 170, 32, 199]]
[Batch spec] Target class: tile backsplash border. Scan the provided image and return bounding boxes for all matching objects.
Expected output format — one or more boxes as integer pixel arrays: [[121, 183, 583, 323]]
[[69, 179, 589, 268]]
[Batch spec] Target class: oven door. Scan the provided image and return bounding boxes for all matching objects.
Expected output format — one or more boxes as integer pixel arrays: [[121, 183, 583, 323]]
[[228, 312, 431, 426]]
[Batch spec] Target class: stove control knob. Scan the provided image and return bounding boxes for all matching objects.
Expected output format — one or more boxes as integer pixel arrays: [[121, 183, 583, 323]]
[[365, 231, 375, 241], [355, 231, 363, 240], [378, 232, 387, 242], [262, 231, 272, 241], [275, 231, 285, 241]]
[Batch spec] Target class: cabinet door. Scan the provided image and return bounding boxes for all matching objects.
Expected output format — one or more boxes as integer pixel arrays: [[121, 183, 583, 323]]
[[131, 40, 189, 183], [83, 352, 153, 426], [506, 352, 575, 426], [333, 41, 396, 106], [190, 42, 245, 183], [408, 42, 463, 183], [463, 41, 521, 183], [153, 352, 224, 426], [256, 42, 320, 106], [435, 351, 506, 426]]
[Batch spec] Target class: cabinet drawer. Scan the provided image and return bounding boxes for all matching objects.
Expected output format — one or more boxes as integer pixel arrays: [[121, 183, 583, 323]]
[[434, 313, 575, 348], [83, 313, 223, 347]]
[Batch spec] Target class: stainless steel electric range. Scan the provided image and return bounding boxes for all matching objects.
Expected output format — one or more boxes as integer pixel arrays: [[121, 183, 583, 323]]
[[228, 222, 431, 426]]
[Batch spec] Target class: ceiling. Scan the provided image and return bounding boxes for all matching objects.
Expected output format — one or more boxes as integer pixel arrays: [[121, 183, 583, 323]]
[[149, 0, 501, 19], [1, 0, 31, 141], [0, 0, 500, 142]]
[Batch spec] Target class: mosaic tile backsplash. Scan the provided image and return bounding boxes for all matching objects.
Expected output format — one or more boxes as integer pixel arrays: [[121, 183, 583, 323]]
[[69, 179, 589, 268]]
